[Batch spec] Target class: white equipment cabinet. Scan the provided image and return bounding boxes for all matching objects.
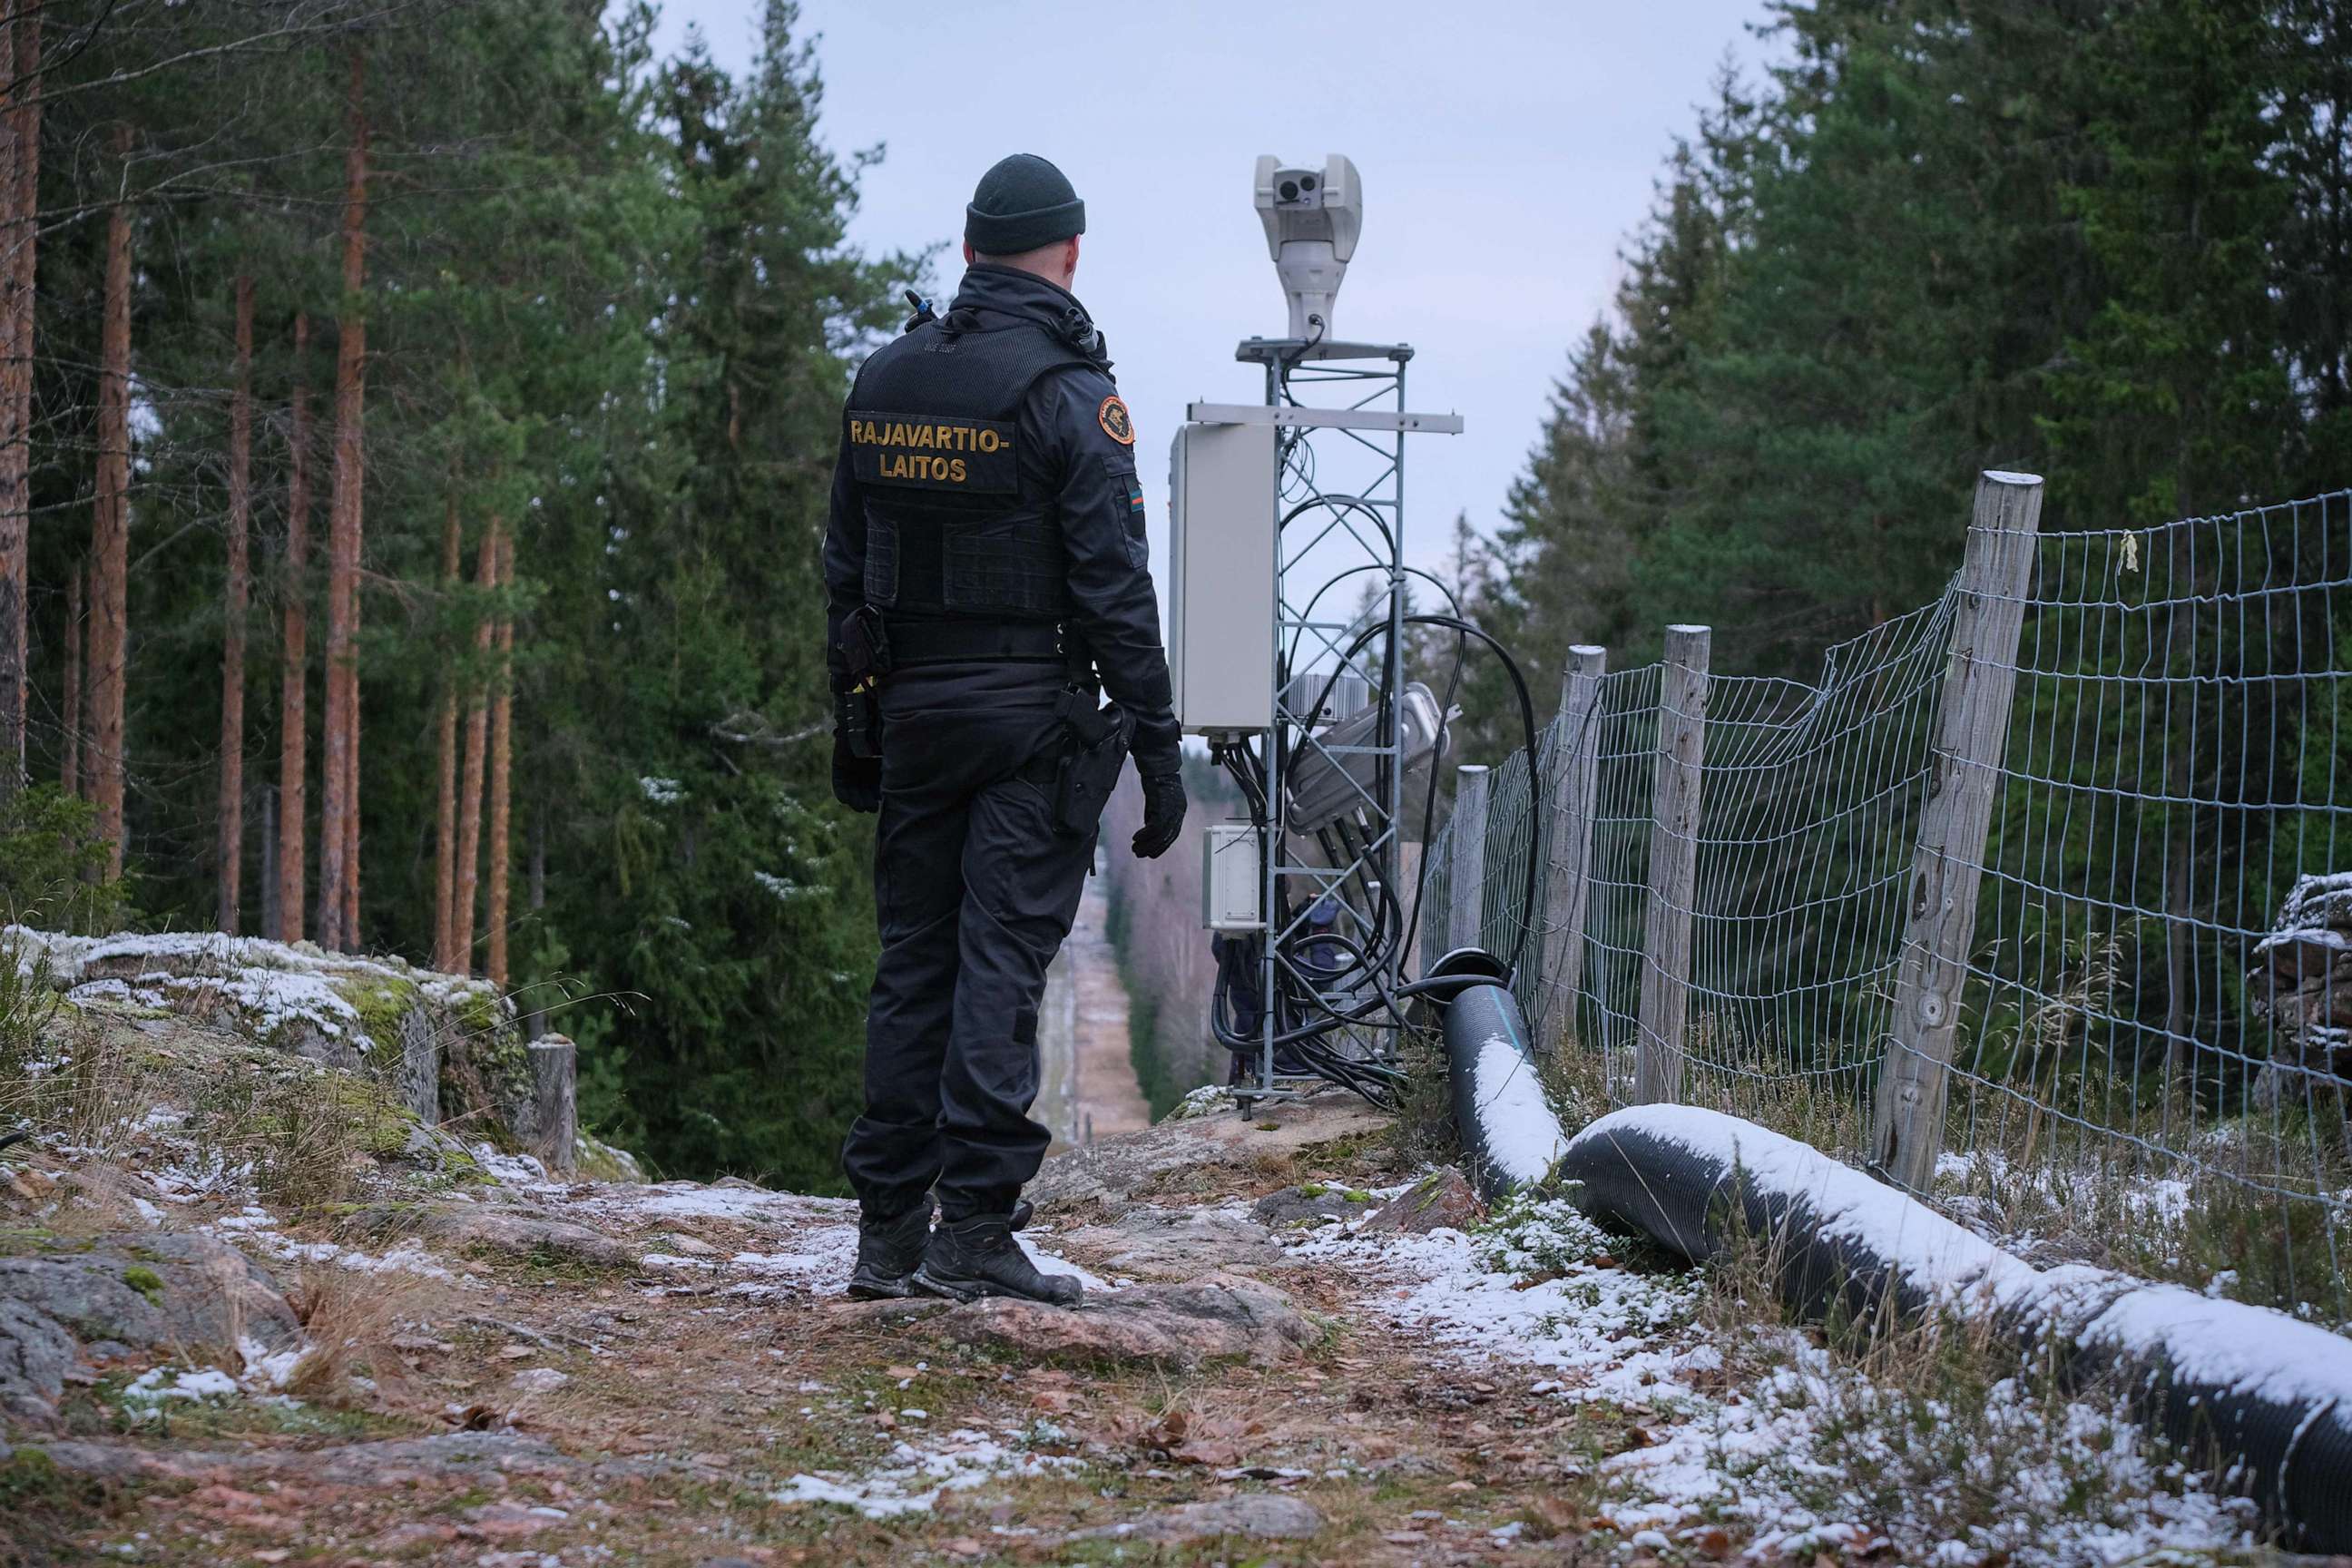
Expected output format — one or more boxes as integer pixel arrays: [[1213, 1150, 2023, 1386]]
[[1166, 419, 1277, 734]]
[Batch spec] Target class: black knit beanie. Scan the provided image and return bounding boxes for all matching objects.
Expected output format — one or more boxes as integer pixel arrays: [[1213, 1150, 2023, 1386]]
[[965, 154, 1085, 256]]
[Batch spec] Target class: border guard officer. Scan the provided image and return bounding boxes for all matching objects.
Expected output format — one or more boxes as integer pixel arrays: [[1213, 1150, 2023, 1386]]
[[824, 153, 1188, 1305]]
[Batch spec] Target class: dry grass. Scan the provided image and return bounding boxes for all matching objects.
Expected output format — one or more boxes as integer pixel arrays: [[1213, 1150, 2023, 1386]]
[[0, 991, 154, 1164], [192, 1065, 412, 1214], [284, 1259, 448, 1409]]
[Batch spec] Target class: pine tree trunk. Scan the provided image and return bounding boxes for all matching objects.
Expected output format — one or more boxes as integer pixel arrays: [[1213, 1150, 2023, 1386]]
[[485, 526, 514, 986], [451, 516, 496, 974], [277, 314, 310, 944], [217, 275, 254, 933], [0, 7, 39, 788], [80, 557, 95, 799], [316, 52, 368, 949], [60, 562, 79, 796], [433, 496, 460, 970], [90, 128, 132, 879], [524, 808, 545, 1037], [342, 583, 360, 945]]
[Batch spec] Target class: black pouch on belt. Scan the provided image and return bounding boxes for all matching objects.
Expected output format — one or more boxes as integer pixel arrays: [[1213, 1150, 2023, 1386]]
[[1049, 698, 1132, 838]]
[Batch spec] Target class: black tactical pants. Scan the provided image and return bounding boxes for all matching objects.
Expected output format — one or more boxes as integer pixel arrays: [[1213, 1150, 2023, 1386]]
[[840, 664, 1093, 1221]]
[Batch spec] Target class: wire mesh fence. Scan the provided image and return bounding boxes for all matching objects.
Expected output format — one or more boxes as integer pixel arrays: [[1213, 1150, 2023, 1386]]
[[1421, 479, 2352, 1327]]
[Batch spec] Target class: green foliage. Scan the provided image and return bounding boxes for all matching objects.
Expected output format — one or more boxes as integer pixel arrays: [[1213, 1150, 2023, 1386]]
[[1478, 0, 2352, 1118], [22, 2, 914, 1184], [1489, 0, 2351, 691], [0, 786, 127, 934]]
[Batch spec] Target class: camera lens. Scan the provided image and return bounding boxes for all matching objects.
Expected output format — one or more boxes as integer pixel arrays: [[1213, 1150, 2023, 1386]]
[[1299, 174, 1318, 192], [1279, 180, 1299, 202]]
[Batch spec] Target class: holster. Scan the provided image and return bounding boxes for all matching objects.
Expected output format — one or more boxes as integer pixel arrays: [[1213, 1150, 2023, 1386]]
[[1047, 692, 1131, 838], [840, 604, 893, 688], [837, 686, 883, 760], [836, 605, 895, 760]]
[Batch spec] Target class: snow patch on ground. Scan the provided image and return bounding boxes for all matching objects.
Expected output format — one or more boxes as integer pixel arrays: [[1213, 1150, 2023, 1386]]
[[771, 1426, 1084, 1517], [1296, 1196, 1710, 1405], [199, 1203, 466, 1282], [1309, 1184, 2256, 1564], [1604, 1347, 2254, 1566]]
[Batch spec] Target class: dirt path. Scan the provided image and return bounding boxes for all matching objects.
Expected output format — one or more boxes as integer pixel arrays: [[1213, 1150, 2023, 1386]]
[[1036, 860, 1152, 1151]]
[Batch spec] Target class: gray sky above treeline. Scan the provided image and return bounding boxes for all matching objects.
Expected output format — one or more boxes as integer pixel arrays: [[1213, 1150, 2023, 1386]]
[[653, 0, 1773, 589]]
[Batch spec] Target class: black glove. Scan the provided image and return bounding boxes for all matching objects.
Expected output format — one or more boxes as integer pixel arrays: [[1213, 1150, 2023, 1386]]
[[833, 735, 880, 814], [1131, 769, 1186, 859]]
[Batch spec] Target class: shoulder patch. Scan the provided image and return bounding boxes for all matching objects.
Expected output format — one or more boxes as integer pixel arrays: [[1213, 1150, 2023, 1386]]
[[1096, 395, 1136, 446]]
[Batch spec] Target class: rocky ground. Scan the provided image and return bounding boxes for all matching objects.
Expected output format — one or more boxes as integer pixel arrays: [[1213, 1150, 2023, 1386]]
[[0, 934, 2318, 1568]]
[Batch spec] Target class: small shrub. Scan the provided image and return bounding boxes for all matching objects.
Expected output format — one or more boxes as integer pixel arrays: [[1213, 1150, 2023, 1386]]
[[0, 785, 128, 934]]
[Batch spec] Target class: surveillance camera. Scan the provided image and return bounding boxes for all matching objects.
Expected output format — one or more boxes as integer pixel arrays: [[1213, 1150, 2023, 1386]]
[[1254, 154, 1362, 340]]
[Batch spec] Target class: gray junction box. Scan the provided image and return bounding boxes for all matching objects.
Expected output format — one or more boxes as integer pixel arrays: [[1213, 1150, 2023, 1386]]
[[1167, 419, 1277, 734]]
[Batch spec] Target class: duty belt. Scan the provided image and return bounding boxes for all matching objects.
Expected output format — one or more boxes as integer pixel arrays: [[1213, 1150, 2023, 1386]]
[[887, 620, 1067, 668]]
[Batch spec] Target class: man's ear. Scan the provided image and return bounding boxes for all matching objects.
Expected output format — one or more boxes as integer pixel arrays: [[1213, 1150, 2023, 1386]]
[[1063, 235, 1081, 284], [962, 240, 977, 266]]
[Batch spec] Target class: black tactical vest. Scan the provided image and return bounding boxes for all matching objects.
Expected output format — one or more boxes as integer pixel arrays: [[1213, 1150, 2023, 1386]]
[[847, 315, 1095, 623]]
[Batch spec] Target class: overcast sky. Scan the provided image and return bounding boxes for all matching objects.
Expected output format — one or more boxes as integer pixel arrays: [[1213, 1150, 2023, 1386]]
[[649, 0, 1775, 584]]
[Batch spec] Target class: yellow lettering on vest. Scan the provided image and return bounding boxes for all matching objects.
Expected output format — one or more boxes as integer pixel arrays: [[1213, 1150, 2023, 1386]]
[[977, 428, 1000, 454], [949, 456, 967, 483]]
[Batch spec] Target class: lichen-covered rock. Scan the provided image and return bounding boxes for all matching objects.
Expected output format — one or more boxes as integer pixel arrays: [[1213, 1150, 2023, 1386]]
[[354, 1201, 641, 1270], [1361, 1166, 1484, 1234], [0, 1232, 299, 1426], [1060, 1207, 1289, 1277], [923, 1271, 1318, 1368], [1252, 1183, 1377, 1229], [8, 925, 547, 1150], [1079, 1494, 1326, 1543]]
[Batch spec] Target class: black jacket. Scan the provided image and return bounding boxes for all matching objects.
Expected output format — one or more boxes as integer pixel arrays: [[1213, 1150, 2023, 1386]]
[[823, 266, 1181, 776]]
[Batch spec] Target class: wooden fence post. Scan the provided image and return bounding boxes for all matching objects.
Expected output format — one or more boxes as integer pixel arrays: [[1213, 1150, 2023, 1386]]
[[1871, 471, 2044, 1191], [527, 1034, 578, 1175], [1635, 626, 1710, 1104], [1541, 646, 1607, 1053], [1448, 764, 1491, 953]]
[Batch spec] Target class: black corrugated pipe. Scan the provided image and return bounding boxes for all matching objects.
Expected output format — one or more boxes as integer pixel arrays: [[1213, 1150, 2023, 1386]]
[[1432, 949, 1570, 1202], [1558, 1104, 2352, 1552]]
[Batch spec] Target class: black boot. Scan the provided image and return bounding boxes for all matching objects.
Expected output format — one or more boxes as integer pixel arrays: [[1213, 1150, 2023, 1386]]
[[847, 1198, 934, 1300], [911, 1212, 1083, 1307]]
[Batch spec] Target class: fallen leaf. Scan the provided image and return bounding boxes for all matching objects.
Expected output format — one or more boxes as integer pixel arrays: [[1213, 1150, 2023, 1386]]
[[1446, 1480, 1477, 1492], [885, 1365, 923, 1381], [1592, 1253, 1620, 1269], [1692, 1526, 1732, 1558], [941, 1539, 984, 1559], [497, 1345, 534, 1361]]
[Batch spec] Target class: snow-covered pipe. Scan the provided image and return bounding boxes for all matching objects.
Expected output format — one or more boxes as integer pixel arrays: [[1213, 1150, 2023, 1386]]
[[1440, 980, 1569, 1201], [1557, 1104, 2352, 1550]]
